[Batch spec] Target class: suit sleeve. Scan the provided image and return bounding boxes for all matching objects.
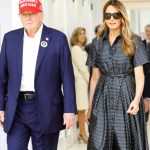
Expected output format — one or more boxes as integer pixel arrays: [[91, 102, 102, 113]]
[[60, 35, 77, 114], [0, 35, 8, 110]]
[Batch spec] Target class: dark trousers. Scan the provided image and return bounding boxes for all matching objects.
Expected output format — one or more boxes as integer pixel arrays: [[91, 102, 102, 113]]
[[145, 112, 149, 122], [7, 100, 59, 150]]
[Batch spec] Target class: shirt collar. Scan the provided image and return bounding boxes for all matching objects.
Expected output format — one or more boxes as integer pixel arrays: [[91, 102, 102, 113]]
[[102, 28, 122, 40], [24, 24, 43, 38]]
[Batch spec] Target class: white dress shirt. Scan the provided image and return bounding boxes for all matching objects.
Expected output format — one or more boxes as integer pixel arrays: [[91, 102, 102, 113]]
[[20, 25, 43, 91]]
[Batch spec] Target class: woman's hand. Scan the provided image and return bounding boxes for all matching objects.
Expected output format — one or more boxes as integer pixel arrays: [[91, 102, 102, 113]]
[[127, 100, 140, 115], [85, 107, 92, 125]]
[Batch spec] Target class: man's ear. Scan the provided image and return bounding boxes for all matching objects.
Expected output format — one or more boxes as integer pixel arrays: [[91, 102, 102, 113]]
[[39, 12, 44, 22]]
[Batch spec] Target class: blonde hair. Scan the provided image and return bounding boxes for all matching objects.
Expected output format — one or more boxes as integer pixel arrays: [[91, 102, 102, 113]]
[[70, 27, 87, 46], [99, 0, 135, 57]]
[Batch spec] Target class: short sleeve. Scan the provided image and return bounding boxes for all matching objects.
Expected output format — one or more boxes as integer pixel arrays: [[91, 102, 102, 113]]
[[86, 39, 98, 68], [133, 35, 150, 68]]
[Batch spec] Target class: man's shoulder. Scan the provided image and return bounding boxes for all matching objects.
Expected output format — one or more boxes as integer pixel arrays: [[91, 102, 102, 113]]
[[4, 28, 23, 38], [44, 26, 66, 39]]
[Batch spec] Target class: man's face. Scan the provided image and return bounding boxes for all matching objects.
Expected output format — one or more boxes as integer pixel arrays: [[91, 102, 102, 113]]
[[145, 27, 150, 41], [19, 11, 44, 32]]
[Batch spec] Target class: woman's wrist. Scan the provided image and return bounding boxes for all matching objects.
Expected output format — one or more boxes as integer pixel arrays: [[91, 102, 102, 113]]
[[133, 98, 140, 103], [88, 105, 92, 111]]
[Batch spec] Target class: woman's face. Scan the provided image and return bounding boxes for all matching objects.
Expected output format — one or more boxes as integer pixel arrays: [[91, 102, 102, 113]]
[[77, 30, 86, 45], [104, 5, 122, 31]]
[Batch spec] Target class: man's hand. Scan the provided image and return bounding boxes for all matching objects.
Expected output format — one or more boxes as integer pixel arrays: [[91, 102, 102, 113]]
[[63, 113, 75, 130], [0, 111, 5, 128], [144, 98, 150, 113]]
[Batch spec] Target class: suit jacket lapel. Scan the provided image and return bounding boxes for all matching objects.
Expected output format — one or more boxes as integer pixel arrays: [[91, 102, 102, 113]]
[[16, 28, 24, 78], [35, 25, 51, 76]]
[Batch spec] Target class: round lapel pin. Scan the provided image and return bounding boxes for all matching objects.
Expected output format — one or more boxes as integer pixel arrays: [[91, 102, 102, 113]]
[[41, 41, 48, 48]]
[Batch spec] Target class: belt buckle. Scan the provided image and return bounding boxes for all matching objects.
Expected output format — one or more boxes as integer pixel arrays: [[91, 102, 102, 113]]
[[24, 94, 30, 100]]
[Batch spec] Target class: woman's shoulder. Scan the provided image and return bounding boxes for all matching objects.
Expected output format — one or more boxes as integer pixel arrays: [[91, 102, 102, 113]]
[[72, 45, 81, 49], [91, 37, 103, 51], [71, 45, 82, 51]]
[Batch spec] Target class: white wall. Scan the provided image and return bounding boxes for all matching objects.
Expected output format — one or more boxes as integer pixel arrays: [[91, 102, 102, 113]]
[[129, 9, 150, 36], [92, 0, 103, 28], [11, 0, 22, 29], [139, 9, 150, 33], [0, 0, 12, 45], [0, 0, 102, 44], [46, 0, 102, 43], [120, 1, 150, 36]]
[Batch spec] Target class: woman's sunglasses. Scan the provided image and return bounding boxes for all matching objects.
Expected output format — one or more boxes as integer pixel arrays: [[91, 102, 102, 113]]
[[104, 12, 122, 20]]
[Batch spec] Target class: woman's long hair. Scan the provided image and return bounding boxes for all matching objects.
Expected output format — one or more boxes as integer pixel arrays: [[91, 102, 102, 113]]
[[99, 0, 135, 57]]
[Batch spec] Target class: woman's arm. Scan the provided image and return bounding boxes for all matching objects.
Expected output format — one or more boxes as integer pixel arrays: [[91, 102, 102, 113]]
[[85, 68, 100, 124], [134, 66, 145, 102], [127, 66, 144, 115]]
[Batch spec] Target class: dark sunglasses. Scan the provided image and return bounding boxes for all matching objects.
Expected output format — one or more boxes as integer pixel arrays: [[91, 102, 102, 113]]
[[104, 12, 122, 20]]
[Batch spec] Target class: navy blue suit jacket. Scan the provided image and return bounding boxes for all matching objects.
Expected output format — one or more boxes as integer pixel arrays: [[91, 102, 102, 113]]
[[0, 25, 77, 134]]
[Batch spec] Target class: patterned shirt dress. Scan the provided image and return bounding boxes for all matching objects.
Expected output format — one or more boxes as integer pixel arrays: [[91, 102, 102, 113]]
[[86, 30, 149, 150]]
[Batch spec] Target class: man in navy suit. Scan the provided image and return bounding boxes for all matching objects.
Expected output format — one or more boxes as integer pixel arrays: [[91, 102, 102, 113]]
[[143, 24, 150, 122], [0, 0, 77, 149]]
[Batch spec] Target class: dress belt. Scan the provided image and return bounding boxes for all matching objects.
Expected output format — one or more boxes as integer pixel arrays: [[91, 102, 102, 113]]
[[101, 73, 134, 77]]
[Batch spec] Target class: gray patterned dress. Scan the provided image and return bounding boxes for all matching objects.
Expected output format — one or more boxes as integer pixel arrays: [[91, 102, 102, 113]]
[[86, 30, 149, 150]]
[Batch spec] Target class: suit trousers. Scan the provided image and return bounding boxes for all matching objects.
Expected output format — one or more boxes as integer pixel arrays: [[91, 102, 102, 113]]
[[7, 99, 59, 150]]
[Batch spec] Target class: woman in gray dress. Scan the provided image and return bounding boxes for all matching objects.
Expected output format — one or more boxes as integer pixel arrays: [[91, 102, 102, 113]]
[[85, 0, 149, 149]]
